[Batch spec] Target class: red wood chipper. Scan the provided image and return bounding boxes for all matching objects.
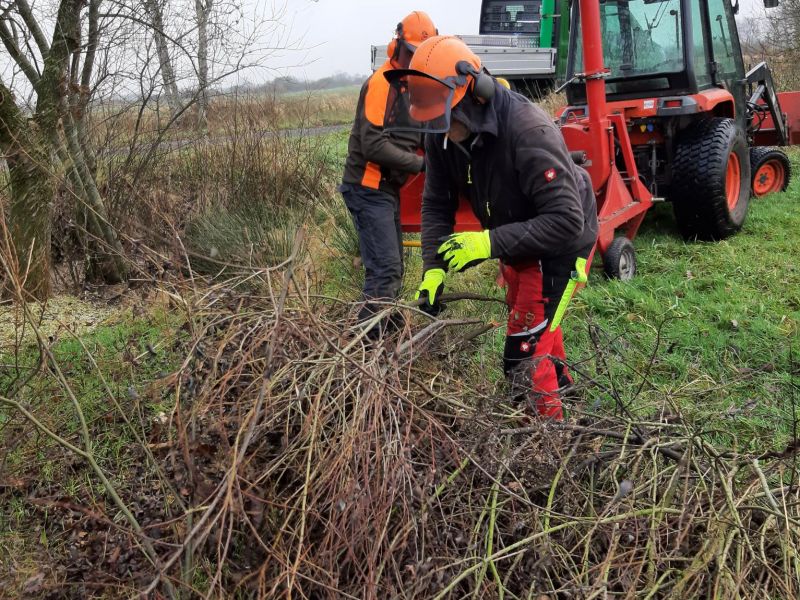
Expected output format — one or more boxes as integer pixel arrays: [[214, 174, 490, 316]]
[[399, 0, 799, 280]]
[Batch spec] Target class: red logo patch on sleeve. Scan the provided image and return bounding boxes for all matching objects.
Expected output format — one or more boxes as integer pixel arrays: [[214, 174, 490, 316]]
[[544, 168, 557, 182]]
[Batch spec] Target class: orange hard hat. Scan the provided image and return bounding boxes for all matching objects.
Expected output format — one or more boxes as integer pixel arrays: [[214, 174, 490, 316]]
[[383, 35, 494, 134], [407, 36, 483, 122], [397, 11, 437, 50]]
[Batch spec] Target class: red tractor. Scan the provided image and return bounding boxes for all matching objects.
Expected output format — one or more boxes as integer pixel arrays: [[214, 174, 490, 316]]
[[399, 0, 799, 280]]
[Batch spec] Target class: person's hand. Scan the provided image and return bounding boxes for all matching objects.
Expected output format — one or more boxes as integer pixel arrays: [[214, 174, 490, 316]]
[[415, 268, 445, 315], [437, 231, 492, 273]]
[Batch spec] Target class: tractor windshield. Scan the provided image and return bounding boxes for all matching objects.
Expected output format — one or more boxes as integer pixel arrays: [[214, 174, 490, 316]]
[[572, 0, 685, 84]]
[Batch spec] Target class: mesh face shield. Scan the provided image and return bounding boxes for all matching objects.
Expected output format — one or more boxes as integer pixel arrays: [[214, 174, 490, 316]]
[[383, 69, 460, 135]]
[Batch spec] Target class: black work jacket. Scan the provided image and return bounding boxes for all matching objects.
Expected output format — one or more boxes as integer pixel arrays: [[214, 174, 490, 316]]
[[421, 83, 598, 271]]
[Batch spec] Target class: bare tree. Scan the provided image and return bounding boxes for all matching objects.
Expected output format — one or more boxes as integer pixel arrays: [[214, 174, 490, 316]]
[[195, 0, 212, 128], [1, 0, 301, 297], [145, 0, 183, 116], [1, 0, 127, 296]]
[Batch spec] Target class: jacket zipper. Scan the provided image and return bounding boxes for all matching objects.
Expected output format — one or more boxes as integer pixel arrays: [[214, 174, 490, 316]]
[[466, 136, 492, 225]]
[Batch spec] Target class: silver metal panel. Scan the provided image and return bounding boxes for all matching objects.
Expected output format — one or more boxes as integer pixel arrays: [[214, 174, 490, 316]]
[[370, 42, 556, 78], [472, 47, 556, 76], [458, 34, 540, 48]]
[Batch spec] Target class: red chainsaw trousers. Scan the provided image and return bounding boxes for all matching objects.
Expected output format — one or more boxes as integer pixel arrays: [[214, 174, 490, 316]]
[[501, 257, 577, 420]]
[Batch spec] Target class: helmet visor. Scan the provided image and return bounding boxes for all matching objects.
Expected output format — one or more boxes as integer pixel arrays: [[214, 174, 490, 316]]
[[383, 69, 457, 134], [402, 39, 418, 53]]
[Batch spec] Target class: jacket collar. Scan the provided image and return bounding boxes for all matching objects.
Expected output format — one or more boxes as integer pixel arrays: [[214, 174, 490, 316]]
[[451, 81, 503, 140]]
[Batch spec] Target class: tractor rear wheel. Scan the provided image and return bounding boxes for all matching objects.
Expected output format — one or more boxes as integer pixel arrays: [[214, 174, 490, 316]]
[[750, 147, 791, 197], [671, 118, 751, 240]]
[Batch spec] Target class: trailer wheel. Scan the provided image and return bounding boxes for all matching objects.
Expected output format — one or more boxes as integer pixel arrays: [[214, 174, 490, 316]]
[[603, 237, 637, 281], [750, 147, 791, 197], [671, 118, 751, 240]]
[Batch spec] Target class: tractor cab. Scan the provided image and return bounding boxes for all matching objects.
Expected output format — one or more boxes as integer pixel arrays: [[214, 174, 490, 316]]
[[565, 0, 747, 128]]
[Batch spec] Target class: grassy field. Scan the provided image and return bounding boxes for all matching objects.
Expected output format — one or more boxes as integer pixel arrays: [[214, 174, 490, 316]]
[[90, 86, 360, 149], [567, 188, 800, 451]]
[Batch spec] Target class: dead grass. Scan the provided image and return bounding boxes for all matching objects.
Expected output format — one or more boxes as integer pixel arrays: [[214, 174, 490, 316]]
[[89, 87, 359, 151]]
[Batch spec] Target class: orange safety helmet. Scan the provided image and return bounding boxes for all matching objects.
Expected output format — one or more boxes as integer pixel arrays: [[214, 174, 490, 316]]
[[383, 36, 496, 134], [400, 11, 438, 50]]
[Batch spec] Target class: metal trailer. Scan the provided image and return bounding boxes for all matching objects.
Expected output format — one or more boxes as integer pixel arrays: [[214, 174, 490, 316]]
[[372, 1, 571, 95], [371, 36, 556, 85]]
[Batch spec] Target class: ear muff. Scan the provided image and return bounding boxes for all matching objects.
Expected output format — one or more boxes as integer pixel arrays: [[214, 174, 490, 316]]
[[455, 61, 495, 102], [472, 71, 495, 101], [388, 21, 405, 60]]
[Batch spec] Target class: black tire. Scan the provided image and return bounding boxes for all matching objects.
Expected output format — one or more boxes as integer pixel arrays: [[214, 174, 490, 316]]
[[603, 237, 637, 281], [750, 147, 791, 197], [671, 118, 751, 240]]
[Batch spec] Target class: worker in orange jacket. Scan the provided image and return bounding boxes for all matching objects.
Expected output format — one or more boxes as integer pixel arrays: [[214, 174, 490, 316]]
[[340, 12, 437, 337]]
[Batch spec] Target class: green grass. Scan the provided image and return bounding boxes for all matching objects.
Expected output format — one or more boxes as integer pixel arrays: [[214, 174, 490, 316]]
[[0, 307, 185, 479], [326, 150, 800, 454], [565, 187, 800, 451]]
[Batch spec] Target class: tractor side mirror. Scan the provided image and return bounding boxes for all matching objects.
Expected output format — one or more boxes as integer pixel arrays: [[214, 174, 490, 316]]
[[764, 0, 779, 7]]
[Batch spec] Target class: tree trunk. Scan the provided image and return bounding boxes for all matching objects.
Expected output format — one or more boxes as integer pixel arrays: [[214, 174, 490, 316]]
[[73, 0, 101, 175], [196, 0, 211, 131], [63, 111, 128, 282], [0, 0, 83, 301], [0, 84, 54, 300], [146, 0, 182, 117], [41, 0, 127, 285]]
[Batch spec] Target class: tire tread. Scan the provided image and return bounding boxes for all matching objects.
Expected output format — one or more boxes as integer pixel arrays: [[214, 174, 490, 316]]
[[671, 118, 750, 240]]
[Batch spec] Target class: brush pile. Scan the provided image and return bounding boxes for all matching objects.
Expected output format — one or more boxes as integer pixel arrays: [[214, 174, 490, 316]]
[[5, 258, 800, 599], [121, 262, 800, 600]]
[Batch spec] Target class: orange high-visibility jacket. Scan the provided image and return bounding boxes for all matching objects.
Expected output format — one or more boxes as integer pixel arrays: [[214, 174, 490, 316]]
[[341, 60, 424, 197]]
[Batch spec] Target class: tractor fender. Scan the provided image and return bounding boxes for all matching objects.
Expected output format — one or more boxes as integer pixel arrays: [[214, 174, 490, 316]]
[[693, 88, 736, 119]]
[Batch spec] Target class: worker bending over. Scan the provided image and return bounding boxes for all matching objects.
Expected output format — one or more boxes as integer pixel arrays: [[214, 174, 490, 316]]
[[385, 37, 598, 419], [339, 11, 438, 337]]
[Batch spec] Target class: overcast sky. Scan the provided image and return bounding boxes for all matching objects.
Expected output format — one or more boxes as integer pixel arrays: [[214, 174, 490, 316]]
[[274, 0, 766, 82], [275, 0, 484, 81]]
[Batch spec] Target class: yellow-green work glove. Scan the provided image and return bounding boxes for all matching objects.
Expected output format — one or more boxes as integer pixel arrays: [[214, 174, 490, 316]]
[[415, 268, 446, 315], [437, 230, 492, 273]]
